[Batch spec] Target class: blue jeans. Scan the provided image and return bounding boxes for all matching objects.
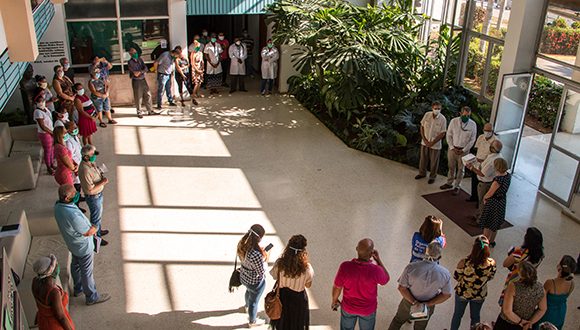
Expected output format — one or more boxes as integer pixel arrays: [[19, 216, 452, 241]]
[[244, 279, 265, 323], [85, 192, 103, 236], [450, 295, 484, 330], [341, 310, 376, 330], [92, 97, 111, 112], [157, 73, 173, 107], [260, 79, 274, 93], [71, 252, 99, 303]]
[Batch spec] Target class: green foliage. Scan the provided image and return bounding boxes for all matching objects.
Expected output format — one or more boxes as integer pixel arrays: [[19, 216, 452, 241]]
[[528, 76, 563, 130], [540, 25, 580, 56], [572, 21, 580, 29], [553, 18, 568, 28]]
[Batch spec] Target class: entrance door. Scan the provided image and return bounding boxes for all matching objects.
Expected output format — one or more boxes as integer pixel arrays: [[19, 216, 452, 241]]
[[493, 73, 534, 170], [539, 86, 580, 207]]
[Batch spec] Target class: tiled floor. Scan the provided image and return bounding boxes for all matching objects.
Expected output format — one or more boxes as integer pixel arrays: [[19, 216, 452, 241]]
[[2, 89, 579, 329]]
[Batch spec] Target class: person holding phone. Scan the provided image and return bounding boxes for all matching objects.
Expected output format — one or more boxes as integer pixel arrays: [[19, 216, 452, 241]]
[[332, 238, 389, 330], [237, 224, 269, 327]]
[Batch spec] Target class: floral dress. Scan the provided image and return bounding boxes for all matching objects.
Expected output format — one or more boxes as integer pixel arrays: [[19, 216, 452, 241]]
[[498, 246, 543, 306], [454, 258, 497, 300]]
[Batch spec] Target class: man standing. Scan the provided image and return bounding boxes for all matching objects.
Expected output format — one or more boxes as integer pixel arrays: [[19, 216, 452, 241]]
[[127, 48, 153, 118], [466, 123, 497, 203], [241, 29, 255, 77], [415, 101, 447, 184], [387, 242, 452, 330], [332, 238, 390, 330], [467, 140, 503, 221], [153, 47, 180, 110], [440, 106, 477, 195], [217, 32, 230, 87], [78, 144, 110, 246], [229, 38, 247, 93], [60, 57, 75, 84], [54, 184, 111, 305]]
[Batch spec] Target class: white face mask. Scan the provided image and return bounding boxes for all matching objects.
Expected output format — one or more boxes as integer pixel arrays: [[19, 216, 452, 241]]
[[77, 88, 85, 96], [432, 109, 440, 116], [202, 32, 208, 36], [36, 101, 46, 109], [57, 71, 64, 78], [64, 64, 70, 70], [484, 131, 493, 138], [218, 36, 224, 41], [235, 41, 241, 46]]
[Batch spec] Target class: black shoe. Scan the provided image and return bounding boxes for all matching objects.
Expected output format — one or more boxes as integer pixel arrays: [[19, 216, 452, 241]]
[[156, 105, 162, 110], [229, 89, 236, 93], [415, 174, 426, 180], [101, 229, 110, 236], [137, 114, 143, 119], [100, 239, 109, 246], [428, 178, 435, 184], [240, 89, 248, 92], [490, 242, 496, 248], [110, 109, 115, 114], [168, 102, 177, 106], [440, 183, 453, 190], [452, 188, 460, 196]]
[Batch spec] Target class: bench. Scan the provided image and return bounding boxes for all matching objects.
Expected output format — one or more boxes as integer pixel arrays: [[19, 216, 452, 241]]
[[0, 123, 43, 193]]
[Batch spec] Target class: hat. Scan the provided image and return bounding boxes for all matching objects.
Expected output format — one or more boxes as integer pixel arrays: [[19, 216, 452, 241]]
[[33, 254, 57, 279], [425, 241, 442, 260]]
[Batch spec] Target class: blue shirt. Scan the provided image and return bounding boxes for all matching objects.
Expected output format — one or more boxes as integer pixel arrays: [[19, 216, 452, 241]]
[[54, 201, 94, 257], [156, 51, 175, 75], [410, 232, 446, 262], [398, 260, 452, 302]]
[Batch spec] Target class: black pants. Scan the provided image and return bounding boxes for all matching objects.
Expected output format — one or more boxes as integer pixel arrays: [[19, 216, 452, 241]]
[[221, 59, 231, 85], [467, 168, 480, 203], [230, 75, 246, 91]]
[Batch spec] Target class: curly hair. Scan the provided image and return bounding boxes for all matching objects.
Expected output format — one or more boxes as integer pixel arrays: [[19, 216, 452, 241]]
[[274, 235, 308, 278], [237, 224, 265, 261]]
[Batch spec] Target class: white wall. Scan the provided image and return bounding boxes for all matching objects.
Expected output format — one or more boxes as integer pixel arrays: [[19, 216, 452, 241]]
[[169, 0, 187, 51], [0, 9, 7, 53], [32, 4, 69, 81]]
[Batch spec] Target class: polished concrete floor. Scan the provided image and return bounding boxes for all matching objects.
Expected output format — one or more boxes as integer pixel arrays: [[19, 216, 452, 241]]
[[1, 89, 579, 329]]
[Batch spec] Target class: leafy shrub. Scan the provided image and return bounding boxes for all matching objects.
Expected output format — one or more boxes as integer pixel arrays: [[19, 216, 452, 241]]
[[527, 75, 563, 129], [540, 26, 580, 55]]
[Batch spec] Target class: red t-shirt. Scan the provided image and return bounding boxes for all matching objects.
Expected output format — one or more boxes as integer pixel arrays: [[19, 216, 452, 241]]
[[334, 259, 390, 316], [217, 39, 229, 60]]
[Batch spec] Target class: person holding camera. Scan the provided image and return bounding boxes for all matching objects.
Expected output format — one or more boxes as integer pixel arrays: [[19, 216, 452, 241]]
[[79, 144, 110, 246], [332, 238, 389, 330]]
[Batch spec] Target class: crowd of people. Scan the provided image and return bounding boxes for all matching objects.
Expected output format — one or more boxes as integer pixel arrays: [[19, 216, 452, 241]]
[[234, 221, 576, 330]]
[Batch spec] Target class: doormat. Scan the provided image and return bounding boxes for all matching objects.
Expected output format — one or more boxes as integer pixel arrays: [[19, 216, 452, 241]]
[[422, 189, 513, 237]]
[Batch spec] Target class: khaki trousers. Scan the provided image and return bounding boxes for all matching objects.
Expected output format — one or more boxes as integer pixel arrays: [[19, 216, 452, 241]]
[[476, 181, 493, 218], [388, 298, 435, 330], [418, 145, 441, 179], [446, 149, 467, 188]]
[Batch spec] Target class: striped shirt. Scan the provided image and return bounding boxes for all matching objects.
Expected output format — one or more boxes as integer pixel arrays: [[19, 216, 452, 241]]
[[270, 263, 314, 292], [240, 248, 265, 286]]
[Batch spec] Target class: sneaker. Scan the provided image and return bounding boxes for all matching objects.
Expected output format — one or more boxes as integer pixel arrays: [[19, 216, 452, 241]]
[[86, 293, 111, 306], [414, 174, 426, 180], [440, 183, 453, 190], [428, 178, 435, 184], [101, 229, 110, 236], [248, 319, 265, 328]]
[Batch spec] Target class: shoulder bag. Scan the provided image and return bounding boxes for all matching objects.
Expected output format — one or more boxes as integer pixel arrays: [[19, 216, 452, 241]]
[[264, 267, 283, 320], [228, 255, 242, 293]]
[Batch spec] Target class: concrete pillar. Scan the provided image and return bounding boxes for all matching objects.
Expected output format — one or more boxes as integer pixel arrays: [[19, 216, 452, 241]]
[[572, 42, 580, 82], [169, 0, 187, 51], [490, 0, 547, 121], [0, 0, 38, 62], [278, 44, 301, 93]]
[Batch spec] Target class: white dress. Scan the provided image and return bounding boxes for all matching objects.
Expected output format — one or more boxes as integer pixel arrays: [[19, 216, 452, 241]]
[[229, 44, 247, 75], [261, 47, 279, 80]]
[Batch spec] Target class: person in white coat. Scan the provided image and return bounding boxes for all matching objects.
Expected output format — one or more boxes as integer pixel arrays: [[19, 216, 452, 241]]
[[260, 39, 279, 95], [204, 33, 223, 94], [229, 38, 248, 93]]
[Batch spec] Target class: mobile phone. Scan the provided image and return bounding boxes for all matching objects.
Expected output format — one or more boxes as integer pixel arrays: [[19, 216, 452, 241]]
[[264, 243, 274, 252]]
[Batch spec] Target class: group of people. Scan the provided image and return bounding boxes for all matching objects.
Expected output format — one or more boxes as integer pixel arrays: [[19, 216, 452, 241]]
[[126, 29, 280, 118], [235, 220, 576, 330], [416, 102, 511, 247]]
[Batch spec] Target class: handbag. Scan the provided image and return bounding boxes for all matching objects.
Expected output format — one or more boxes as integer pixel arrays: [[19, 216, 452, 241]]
[[264, 268, 283, 320], [228, 256, 242, 293]]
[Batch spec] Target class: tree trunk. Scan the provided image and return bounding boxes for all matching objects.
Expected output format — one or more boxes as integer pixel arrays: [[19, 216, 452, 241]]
[[496, 0, 506, 30], [480, 0, 495, 51]]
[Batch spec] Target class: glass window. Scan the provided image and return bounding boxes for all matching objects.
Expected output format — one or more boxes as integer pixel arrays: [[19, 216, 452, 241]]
[[485, 43, 503, 99], [120, 0, 168, 17], [67, 21, 121, 65], [554, 89, 580, 157], [468, 0, 509, 39], [464, 36, 490, 94], [121, 19, 170, 63], [65, 0, 116, 19], [541, 148, 579, 202]]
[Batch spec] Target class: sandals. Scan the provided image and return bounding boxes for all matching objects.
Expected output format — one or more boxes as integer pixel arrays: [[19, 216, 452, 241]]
[[99, 122, 107, 128], [108, 119, 117, 124]]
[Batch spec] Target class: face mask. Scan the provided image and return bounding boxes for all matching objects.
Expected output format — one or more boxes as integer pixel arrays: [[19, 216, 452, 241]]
[[131, 53, 139, 59], [51, 264, 61, 279], [64, 64, 70, 70], [77, 89, 85, 96], [235, 41, 241, 46], [211, 38, 217, 43], [95, 73, 101, 79], [71, 128, 79, 136], [195, 46, 200, 52], [57, 71, 64, 78], [39, 82, 48, 89], [202, 32, 208, 36], [267, 43, 273, 49], [63, 133, 71, 142], [218, 36, 224, 41], [484, 131, 493, 138], [71, 192, 80, 204], [461, 115, 469, 123], [89, 155, 97, 163], [432, 109, 440, 116], [36, 101, 46, 109]]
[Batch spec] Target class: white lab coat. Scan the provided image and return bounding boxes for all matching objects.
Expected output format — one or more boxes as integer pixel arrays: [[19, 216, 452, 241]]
[[204, 43, 223, 74], [261, 46, 279, 80], [229, 44, 247, 75]]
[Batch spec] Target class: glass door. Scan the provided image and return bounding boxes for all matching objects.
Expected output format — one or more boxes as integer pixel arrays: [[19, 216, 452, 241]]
[[539, 87, 580, 207], [493, 73, 534, 170]]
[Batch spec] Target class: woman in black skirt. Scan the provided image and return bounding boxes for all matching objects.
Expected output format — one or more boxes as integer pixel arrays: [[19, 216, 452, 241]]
[[479, 157, 511, 247], [270, 235, 314, 329]]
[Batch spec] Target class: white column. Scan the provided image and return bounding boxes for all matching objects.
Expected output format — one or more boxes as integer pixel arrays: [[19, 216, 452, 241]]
[[490, 0, 547, 121], [0, 0, 38, 62], [169, 0, 187, 51]]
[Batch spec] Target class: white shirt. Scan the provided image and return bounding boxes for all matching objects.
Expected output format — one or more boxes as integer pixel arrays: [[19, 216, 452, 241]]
[[474, 134, 497, 161], [203, 43, 223, 74], [477, 152, 501, 182], [66, 135, 82, 184], [420, 111, 447, 150], [270, 263, 314, 292], [446, 117, 477, 153], [33, 108, 53, 133]]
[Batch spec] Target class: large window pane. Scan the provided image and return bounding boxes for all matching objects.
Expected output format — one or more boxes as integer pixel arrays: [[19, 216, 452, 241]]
[[542, 148, 579, 202], [485, 43, 503, 99], [121, 20, 169, 62], [120, 0, 168, 17], [468, 0, 509, 39], [67, 21, 120, 65], [554, 89, 580, 157], [65, 0, 116, 19], [464, 36, 489, 94]]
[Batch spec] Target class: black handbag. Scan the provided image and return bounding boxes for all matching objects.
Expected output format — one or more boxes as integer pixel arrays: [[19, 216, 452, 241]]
[[228, 256, 242, 292]]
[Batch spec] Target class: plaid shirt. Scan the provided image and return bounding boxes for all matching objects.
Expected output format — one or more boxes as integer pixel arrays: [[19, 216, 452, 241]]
[[240, 248, 265, 286]]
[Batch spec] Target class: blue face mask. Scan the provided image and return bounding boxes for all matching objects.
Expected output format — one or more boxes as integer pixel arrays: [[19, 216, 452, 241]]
[[95, 73, 101, 79]]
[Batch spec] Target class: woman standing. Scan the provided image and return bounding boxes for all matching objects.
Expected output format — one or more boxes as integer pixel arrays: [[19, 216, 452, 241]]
[[450, 235, 497, 330], [88, 68, 116, 128], [52, 65, 75, 121], [270, 235, 314, 330], [189, 40, 204, 104], [237, 224, 268, 327], [203, 34, 223, 95], [33, 93, 55, 175], [479, 158, 511, 246], [410, 215, 446, 262], [73, 83, 98, 145], [536, 255, 576, 329], [32, 255, 75, 330], [260, 39, 279, 95], [499, 227, 544, 306], [495, 261, 547, 330], [53, 126, 76, 186], [175, 52, 192, 106], [229, 38, 247, 93], [35, 75, 56, 112]]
